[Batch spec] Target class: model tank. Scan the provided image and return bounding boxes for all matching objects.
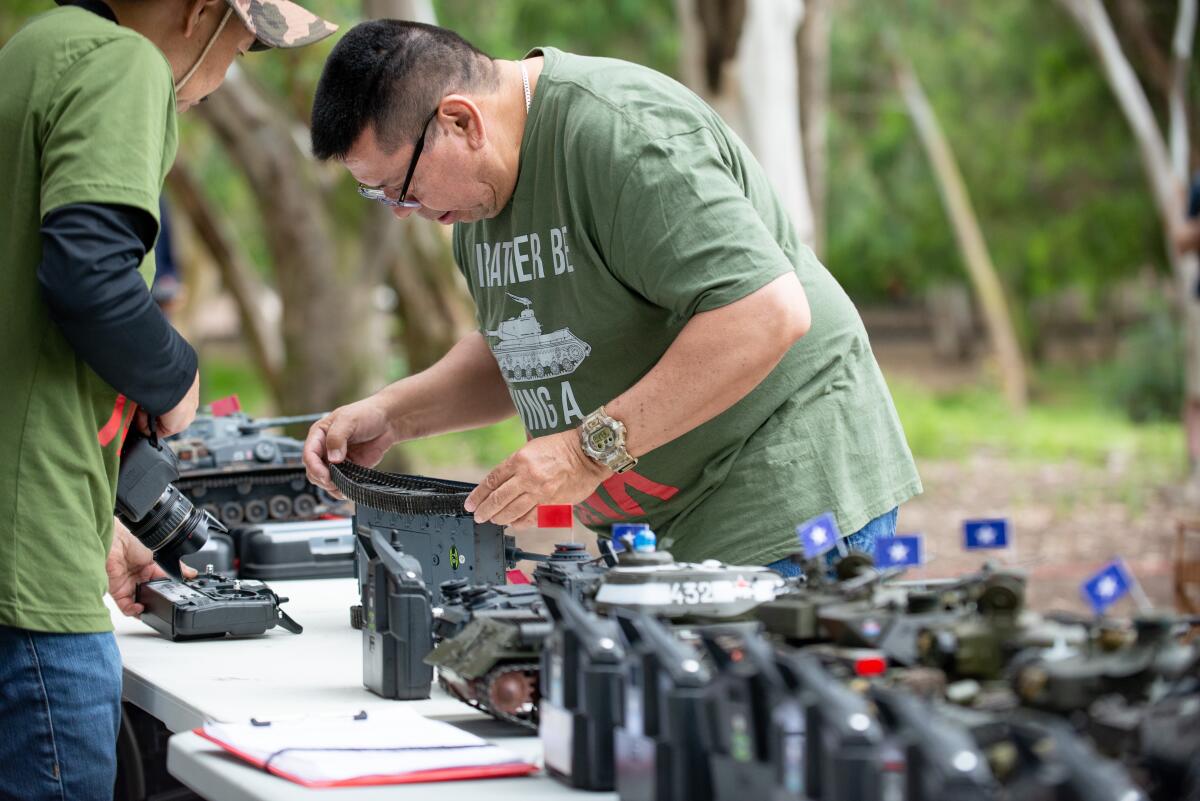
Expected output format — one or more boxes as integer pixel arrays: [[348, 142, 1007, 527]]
[[167, 409, 349, 527], [590, 547, 785, 622], [486, 293, 591, 382], [427, 540, 620, 729], [1011, 614, 1199, 713], [425, 582, 551, 729]]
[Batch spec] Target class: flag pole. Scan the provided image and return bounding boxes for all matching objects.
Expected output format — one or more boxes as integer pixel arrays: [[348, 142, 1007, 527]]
[[1119, 557, 1155, 613]]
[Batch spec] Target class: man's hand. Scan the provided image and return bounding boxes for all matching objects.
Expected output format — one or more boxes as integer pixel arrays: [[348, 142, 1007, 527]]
[[465, 430, 612, 527], [135, 370, 200, 439], [303, 395, 398, 497], [106, 518, 196, 617]]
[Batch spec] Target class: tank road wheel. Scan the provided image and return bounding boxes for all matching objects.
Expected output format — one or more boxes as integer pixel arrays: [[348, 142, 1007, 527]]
[[485, 667, 539, 723], [219, 501, 245, 526], [200, 503, 221, 521], [268, 495, 292, 520], [244, 499, 269, 524], [292, 494, 317, 519]]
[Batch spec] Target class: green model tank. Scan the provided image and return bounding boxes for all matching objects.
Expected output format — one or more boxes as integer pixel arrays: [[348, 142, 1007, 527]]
[[424, 583, 552, 729]]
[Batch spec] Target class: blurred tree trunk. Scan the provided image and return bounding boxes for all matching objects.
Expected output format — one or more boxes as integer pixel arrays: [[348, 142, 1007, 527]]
[[891, 49, 1029, 413], [390, 217, 476, 371], [162, 192, 215, 344], [798, 0, 831, 257], [195, 68, 385, 415], [169, 0, 475, 422], [1112, 0, 1200, 169], [165, 162, 283, 397], [1057, 0, 1200, 474], [361, 0, 475, 373], [677, 0, 816, 246], [363, 0, 434, 22]]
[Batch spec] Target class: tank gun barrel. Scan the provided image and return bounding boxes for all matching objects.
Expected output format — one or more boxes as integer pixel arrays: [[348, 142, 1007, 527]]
[[236, 412, 327, 432]]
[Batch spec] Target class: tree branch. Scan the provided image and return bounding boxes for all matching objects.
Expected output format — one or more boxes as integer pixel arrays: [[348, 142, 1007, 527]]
[[798, 0, 831, 257], [890, 45, 1029, 412], [1057, 0, 1176, 217], [1113, 0, 1173, 97]]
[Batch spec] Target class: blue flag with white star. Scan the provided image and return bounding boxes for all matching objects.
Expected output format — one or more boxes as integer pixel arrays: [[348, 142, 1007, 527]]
[[964, 518, 1010, 550], [796, 512, 840, 559], [1081, 561, 1132, 614], [874, 534, 923, 568]]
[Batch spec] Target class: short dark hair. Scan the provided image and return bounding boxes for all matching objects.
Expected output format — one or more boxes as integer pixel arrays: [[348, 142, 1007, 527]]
[[310, 21, 496, 161]]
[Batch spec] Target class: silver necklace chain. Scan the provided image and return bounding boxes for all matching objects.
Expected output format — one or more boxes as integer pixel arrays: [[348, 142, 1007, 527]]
[[519, 61, 531, 113]]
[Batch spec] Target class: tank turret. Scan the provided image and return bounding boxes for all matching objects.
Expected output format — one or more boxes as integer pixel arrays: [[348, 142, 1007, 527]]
[[167, 408, 348, 527], [590, 551, 785, 621]]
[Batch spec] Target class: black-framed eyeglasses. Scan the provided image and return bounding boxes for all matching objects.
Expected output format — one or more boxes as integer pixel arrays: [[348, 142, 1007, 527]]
[[357, 108, 438, 209]]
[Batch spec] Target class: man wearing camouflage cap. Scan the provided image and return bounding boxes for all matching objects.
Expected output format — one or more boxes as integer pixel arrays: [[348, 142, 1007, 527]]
[[0, 1, 334, 798]]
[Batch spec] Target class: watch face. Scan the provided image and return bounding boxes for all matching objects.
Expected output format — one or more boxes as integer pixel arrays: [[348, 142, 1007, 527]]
[[588, 426, 616, 452]]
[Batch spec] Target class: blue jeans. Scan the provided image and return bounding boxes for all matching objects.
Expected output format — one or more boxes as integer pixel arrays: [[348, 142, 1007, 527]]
[[0, 626, 122, 801], [767, 507, 899, 578]]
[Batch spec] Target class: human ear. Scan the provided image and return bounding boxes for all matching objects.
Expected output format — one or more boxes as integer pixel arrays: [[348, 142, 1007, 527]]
[[439, 95, 487, 150], [183, 0, 223, 39]]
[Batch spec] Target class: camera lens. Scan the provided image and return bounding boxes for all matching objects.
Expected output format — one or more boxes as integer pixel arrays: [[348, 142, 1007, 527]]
[[116, 429, 227, 579], [120, 484, 219, 579]]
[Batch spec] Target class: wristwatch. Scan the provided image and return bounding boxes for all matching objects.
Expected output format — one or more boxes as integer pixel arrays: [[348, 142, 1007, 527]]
[[578, 406, 638, 474]]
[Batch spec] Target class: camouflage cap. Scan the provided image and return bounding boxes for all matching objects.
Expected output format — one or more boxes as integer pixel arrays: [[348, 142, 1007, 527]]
[[226, 0, 338, 51]]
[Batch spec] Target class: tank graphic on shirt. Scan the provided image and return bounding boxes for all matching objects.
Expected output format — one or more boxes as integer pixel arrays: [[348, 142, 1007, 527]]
[[486, 293, 591, 383]]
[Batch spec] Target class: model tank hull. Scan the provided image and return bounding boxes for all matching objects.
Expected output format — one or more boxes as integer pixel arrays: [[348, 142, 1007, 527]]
[[169, 411, 349, 527], [175, 466, 347, 528]]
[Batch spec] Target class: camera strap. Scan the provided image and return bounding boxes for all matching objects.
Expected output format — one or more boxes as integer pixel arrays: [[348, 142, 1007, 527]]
[[329, 461, 476, 517]]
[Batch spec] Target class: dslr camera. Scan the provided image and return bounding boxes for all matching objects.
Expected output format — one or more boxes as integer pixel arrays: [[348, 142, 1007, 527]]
[[115, 425, 224, 579]]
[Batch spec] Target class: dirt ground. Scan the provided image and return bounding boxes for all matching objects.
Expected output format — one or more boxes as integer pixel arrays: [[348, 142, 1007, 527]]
[[895, 455, 1194, 614], [866, 327, 1197, 615]]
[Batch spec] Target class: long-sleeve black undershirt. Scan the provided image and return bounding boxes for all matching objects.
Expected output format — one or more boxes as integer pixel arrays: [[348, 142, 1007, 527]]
[[38, 202, 197, 417]]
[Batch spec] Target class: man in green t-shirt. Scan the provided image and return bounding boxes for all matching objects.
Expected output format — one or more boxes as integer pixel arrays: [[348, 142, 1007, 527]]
[[0, 1, 334, 798], [304, 22, 922, 569]]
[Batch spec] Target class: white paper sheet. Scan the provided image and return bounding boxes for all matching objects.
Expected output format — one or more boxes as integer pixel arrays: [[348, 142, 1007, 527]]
[[201, 707, 534, 785]]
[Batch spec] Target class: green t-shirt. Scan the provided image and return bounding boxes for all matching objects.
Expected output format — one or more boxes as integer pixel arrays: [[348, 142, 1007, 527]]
[[0, 7, 177, 632], [453, 48, 922, 565]]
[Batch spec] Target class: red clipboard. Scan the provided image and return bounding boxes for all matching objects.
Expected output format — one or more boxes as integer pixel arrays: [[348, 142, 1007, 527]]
[[195, 728, 540, 788]]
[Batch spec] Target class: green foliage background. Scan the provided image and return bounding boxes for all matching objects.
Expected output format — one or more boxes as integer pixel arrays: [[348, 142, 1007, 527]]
[[0, 0, 1168, 317], [828, 2, 1162, 315], [0, 0, 1185, 473]]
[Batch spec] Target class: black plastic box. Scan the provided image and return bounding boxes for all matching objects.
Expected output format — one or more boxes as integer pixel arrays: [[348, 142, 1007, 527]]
[[237, 518, 355, 580]]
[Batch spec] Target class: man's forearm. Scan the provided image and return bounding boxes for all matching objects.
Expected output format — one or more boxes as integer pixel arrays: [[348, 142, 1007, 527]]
[[607, 273, 811, 457], [376, 331, 516, 439]]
